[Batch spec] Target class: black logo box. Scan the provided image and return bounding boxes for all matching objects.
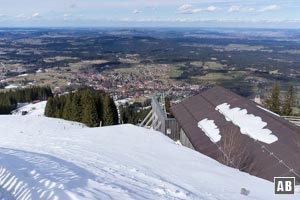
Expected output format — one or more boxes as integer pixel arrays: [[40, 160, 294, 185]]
[[274, 177, 295, 195]]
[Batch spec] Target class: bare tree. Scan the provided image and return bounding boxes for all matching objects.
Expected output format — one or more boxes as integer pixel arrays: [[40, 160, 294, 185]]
[[217, 128, 257, 173]]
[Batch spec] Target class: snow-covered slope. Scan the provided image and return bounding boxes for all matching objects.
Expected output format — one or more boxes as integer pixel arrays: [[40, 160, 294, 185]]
[[12, 101, 48, 116], [0, 105, 297, 199]]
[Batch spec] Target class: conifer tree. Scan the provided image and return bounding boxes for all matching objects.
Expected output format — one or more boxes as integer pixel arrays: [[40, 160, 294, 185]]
[[0, 86, 53, 114], [265, 82, 281, 114], [82, 93, 99, 127], [52, 96, 60, 118], [43, 89, 117, 127], [70, 92, 82, 122], [110, 97, 119, 124], [282, 85, 294, 116], [62, 93, 73, 120], [45, 97, 54, 117], [54, 95, 66, 118], [102, 93, 114, 126]]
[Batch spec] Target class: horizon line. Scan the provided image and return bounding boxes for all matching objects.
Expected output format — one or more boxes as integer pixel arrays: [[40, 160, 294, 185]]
[[0, 26, 300, 31]]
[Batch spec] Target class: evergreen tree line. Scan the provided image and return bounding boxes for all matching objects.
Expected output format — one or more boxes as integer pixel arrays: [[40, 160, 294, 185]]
[[264, 82, 296, 116], [0, 86, 53, 114], [120, 102, 151, 124], [120, 97, 174, 125], [45, 90, 118, 127]]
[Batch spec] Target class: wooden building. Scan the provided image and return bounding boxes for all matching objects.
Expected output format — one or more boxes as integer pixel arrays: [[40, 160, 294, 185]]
[[171, 86, 300, 184]]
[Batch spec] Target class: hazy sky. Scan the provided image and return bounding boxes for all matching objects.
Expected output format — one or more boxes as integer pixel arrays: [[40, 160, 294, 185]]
[[0, 0, 300, 28]]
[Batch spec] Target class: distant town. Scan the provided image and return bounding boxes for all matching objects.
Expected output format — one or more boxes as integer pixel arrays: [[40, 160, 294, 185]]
[[0, 28, 300, 112]]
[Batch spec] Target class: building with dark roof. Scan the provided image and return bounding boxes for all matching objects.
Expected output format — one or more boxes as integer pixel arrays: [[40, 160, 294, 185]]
[[171, 86, 300, 184]]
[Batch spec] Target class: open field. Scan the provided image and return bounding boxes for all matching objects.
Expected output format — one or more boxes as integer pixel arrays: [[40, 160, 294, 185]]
[[193, 71, 246, 81]]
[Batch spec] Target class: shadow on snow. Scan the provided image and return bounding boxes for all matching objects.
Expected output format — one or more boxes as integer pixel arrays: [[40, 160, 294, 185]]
[[0, 147, 97, 200]]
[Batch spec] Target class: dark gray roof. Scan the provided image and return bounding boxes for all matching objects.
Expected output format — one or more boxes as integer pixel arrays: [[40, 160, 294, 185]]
[[171, 86, 300, 183]]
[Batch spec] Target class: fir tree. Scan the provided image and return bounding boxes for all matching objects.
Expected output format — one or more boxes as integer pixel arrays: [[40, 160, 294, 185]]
[[62, 93, 73, 120], [265, 82, 281, 114], [110, 97, 118, 124], [54, 95, 66, 118], [70, 92, 82, 122], [102, 93, 114, 126], [44, 89, 117, 127], [82, 93, 99, 127], [45, 97, 55, 117], [0, 86, 53, 114], [282, 85, 294, 116]]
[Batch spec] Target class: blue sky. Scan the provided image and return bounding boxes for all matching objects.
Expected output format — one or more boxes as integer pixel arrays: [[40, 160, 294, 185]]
[[0, 0, 300, 28]]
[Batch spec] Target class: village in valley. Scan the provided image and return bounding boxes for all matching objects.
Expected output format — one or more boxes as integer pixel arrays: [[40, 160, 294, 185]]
[[1, 29, 300, 110], [1, 27, 300, 199], [2, 0, 300, 198]]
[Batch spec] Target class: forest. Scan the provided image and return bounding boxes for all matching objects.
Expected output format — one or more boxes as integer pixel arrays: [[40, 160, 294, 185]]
[[120, 103, 151, 125], [0, 86, 53, 114], [120, 97, 173, 125], [45, 89, 118, 127]]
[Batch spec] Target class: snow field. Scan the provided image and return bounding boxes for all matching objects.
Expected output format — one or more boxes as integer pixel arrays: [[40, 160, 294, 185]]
[[0, 101, 296, 199]]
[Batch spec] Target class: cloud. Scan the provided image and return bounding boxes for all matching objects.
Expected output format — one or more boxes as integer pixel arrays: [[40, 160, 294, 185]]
[[206, 6, 218, 12], [178, 4, 219, 14], [228, 6, 241, 13], [178, 4, 196, 14], [228, 4, 281, 13], [259, 5, 280, 12], [246, 7, 256, 12], [227, 6, 255, 13], [63, 13, 84, 20], [116, 17, 300, 25], [145, 6, 157, 10], [132, 9, 141, 14], [15, 14, 27, 20], [32, 13, 41, 18], [63, 13, 72, 20]]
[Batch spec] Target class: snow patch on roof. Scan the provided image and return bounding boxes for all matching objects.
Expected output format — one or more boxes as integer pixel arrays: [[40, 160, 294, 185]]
[[198, 119, 221, 143], [216, 103, 278, 144]]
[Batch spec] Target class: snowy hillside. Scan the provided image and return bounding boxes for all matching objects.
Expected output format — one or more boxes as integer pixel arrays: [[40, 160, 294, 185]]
[[0, 103, 298, 199], [11, 101, 48, 117]]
